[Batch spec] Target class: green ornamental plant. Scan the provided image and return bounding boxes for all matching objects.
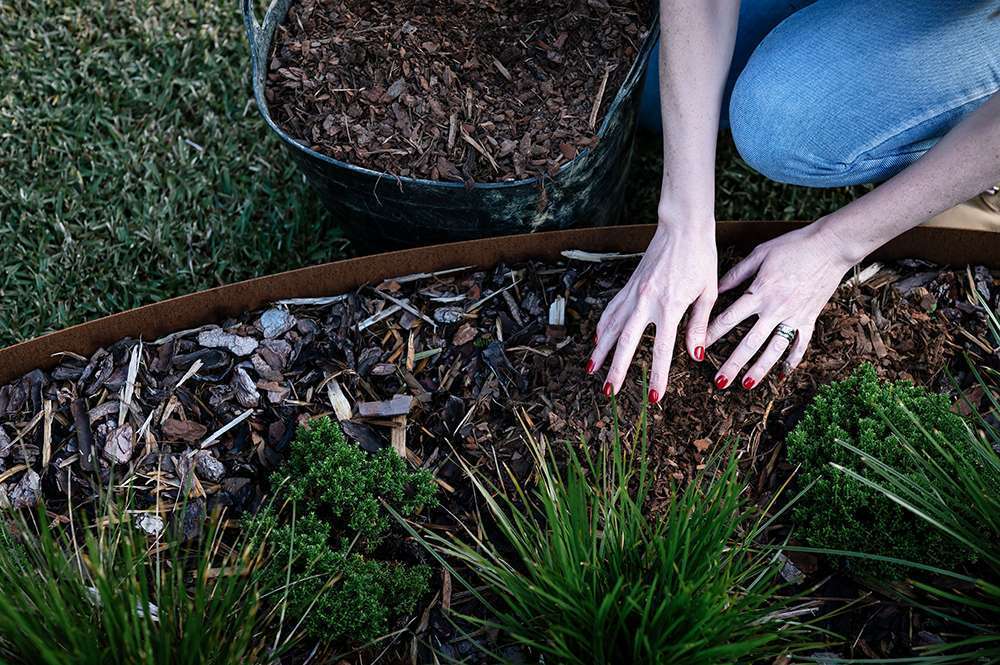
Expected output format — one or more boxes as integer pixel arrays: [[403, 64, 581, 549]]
[[399, 407, 823, 664], [826, 298, 1000, 661], [0, 499, 292, 665], [246, 416, 438, 646], [786, 363, 977, 578]]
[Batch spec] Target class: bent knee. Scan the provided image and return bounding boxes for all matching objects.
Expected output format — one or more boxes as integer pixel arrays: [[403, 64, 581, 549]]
[[728, 72, 857, 188]]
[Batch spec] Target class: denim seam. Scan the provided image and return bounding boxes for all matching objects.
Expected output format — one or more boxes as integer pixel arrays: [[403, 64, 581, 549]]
[[836, 86, 998, 173]]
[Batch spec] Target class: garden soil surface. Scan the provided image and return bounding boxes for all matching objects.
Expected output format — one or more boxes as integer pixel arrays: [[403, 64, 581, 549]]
[[266, 0, 653, 182], [0, 248, 996, 662]]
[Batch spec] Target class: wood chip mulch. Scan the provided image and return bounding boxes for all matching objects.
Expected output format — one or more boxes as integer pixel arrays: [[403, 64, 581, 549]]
[[0, 251, 996, 661], [266, 0, 653, 182]]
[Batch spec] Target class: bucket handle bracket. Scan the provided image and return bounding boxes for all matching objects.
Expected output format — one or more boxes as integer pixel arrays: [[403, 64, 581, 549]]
[[242, 0, 279, 66]]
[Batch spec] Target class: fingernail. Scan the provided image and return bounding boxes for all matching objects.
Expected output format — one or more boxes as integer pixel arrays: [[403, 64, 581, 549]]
[[777, 372, 786, 381], [742, 376, 756, 390], [694, 346, 705, 362], [648, 389, 659, 405], [715, 375, 728, 389], [603, 382, 612, 398], [586, 359, 595, 374]]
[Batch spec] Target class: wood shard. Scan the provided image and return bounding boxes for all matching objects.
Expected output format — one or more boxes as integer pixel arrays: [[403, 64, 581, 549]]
[[391, 415, 407, 457], [357, 395, 414, 418], [70, 398, 96, 471], [326, 379, 353, 421]]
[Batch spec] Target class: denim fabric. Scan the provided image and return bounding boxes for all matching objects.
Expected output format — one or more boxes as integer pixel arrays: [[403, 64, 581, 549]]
[[639, 1, 1000, 188]]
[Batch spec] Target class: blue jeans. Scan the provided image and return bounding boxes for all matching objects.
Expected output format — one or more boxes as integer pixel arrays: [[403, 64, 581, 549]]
[[639, 1, 1000, 187]]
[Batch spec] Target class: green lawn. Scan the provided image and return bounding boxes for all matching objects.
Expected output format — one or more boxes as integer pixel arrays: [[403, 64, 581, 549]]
[[0, 0, 864, 349]]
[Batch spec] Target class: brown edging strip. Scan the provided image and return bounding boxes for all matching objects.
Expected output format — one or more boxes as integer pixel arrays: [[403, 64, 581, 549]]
[[2, 221, 997, 384]]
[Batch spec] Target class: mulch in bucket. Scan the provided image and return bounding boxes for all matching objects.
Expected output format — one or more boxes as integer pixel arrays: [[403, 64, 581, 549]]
[[266, 0, 653, 183], [0, 250, 995, 660]]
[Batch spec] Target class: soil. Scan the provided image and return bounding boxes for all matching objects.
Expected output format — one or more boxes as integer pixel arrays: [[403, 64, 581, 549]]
[[265, 0, 653, 183], [0, 250, 996, 662]]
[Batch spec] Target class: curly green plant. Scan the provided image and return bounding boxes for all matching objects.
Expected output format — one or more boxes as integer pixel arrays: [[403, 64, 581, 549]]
[[787, 363, 975, 577], [247, 417, 437, 645]]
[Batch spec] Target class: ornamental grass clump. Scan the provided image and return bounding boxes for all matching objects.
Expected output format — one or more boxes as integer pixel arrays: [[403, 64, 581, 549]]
[[246, 417, 437, 646], [0, 499, 289, 665], [787, 363, 976, 578], [400, 408, 821, 664]]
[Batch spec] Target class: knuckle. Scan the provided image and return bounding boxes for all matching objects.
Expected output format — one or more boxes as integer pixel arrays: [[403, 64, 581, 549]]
[[652, 346, 671, 364]]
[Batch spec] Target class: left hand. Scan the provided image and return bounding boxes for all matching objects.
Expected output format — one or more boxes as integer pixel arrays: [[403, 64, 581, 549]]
[[705, 221, 857, 389]]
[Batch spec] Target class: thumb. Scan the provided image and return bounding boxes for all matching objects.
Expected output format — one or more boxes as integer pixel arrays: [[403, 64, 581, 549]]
[[719, 250, 765, 293]]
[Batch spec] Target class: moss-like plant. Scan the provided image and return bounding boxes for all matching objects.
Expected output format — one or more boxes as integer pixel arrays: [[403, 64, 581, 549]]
[[247, 417, 437, 645], [279, 416, 438, 546], [787, 363, 975, 577]]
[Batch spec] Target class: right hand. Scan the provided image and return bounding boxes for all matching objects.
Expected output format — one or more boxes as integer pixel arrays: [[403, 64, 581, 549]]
[[588, 214, 718, 404]]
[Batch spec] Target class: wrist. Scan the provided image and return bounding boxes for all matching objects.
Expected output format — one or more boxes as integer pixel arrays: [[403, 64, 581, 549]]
[[656, 200, 716, 233], [811, 215, 872, 267]]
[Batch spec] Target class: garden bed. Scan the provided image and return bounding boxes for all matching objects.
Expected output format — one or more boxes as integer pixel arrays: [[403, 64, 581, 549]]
[[0, 228, 996, 660]]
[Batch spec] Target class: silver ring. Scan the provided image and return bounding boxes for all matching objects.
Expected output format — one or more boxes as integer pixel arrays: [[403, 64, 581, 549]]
[[774, 323, 797, 343]]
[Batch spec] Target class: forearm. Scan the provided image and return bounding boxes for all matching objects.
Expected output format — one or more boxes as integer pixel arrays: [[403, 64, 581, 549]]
[[818, 93, 1000, 264], [657, 0, 740, 227]]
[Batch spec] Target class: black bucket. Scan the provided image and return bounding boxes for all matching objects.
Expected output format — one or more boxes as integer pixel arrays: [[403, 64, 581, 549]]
[[243, 0, 658, 248]]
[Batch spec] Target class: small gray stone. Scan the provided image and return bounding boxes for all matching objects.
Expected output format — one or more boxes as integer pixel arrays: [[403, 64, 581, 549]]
[[231, 367, 260, 408], [433, 307, 464, 324], [10, 470, 41, 509], [259, 308, 297, 339], [103, 424, 134, 465], [198, 328, 258, 357], [135, 513, 164, 536], [194, 452, 226, 483]]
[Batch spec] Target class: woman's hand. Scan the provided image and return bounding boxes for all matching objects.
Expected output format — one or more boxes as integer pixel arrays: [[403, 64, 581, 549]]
[[705, 221, 857, 389], [588, 216, 718, 404]]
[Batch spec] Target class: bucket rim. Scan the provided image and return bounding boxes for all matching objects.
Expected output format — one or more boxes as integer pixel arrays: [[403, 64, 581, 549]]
[[243, 0, 660, 191]]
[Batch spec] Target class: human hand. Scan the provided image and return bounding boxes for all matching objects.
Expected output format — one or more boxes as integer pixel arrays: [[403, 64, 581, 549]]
[[705, 222, 857, 389], [588, 218, 718, 404]]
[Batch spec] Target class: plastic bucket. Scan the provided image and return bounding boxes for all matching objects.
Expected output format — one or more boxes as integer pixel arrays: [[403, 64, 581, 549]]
[[243, 0, 659, 247]]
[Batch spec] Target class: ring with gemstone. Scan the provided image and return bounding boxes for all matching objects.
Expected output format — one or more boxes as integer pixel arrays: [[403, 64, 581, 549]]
[[774, 323, 797, 343]]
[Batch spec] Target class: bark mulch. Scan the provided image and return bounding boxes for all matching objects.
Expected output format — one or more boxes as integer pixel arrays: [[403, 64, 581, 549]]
[[0, 250, 996, 661], [266, 0, 653, 183]]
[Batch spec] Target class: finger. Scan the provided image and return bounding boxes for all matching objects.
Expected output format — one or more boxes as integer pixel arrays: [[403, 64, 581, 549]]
[[706, 293, 759, 348], [649, 311, 683, 404], [685, 290, 716, 362], [782, 325, 814, 378], [743, 327, 792, 387], [604, 314, 651, 397], [589, 298, 628, 374], [714, 317, 780, 389], [718, 250, 765, 293]]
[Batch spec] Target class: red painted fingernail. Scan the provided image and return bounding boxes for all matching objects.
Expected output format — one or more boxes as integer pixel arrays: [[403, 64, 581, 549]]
[[586, 359, 595, 374], [742, 376, 756, 390], [715, 375, 728, 389], [777, 372, 786, 381], [648, 389, 659, 404], [603, 382, 612, 398], [694, 346, 705, 362]]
